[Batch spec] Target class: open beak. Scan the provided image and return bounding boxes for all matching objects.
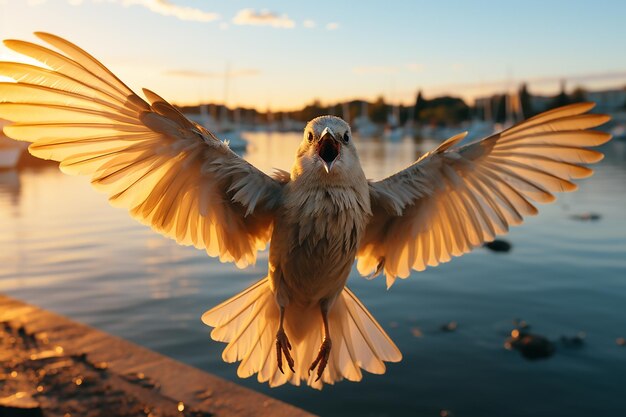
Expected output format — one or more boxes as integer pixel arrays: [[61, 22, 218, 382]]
[[318, 127, 340, 173]]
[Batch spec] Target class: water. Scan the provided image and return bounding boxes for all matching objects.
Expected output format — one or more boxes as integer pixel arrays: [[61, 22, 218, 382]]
[[1, 132, 625, 417]]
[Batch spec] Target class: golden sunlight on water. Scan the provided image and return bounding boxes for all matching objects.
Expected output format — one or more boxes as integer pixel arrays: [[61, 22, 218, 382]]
[[0, 134, 625, 417], [243, 131, 433, 179]]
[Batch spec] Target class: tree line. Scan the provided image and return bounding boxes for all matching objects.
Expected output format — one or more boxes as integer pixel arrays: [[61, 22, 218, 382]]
[[178, 84, 625, 127]]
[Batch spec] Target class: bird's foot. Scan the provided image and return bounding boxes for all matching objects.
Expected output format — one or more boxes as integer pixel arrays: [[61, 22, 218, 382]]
[[308, 338, 332, 381], [276, 329, 295, 374]]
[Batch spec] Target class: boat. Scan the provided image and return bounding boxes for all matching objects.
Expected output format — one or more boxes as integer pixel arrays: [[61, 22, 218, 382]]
[[383, 104, 404, 141], [219, 129, 247, 151], [182, 63, 248, 151], [493, 90, 524, 133], [353, 101, 380, 138], [279, 113, 305, 132], [418, 124, 462, 141], [216, 106, 247, 151], [465, 94, 496, 141], [185, 105, 247, 151]]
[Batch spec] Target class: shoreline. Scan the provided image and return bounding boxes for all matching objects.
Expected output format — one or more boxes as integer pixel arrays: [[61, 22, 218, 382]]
[[0, 294, 314, 417]]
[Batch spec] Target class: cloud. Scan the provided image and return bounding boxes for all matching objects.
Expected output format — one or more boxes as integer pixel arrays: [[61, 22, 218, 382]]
[[353, 66, 399, 75], [28, 0, 47, 5], [233, 9, 295, 28], [326, 22, 339, 30], [303, 19, 316, 29], [91, 0, 219, 22], [164, 68, 260, 78], [128, 0, 219, 21]]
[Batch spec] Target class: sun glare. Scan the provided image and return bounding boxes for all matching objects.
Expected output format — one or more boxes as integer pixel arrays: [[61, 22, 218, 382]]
[[0, 47, 45, 83]]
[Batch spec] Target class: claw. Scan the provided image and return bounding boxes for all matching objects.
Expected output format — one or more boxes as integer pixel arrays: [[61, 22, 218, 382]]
[[308, 338, 332, 381], [276, 339, 283, 374], [276, 329, 295, 374]]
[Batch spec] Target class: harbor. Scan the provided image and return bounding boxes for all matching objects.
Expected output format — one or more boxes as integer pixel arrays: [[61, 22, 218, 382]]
[[1, 1, 625, 415], [1, 131, 625, 416]]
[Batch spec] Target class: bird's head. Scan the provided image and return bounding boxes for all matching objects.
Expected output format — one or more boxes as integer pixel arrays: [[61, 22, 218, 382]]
[[293, 116, 360, 180]]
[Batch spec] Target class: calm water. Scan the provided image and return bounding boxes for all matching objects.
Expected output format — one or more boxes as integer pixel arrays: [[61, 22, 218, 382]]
[[1, 132, 626, 417]]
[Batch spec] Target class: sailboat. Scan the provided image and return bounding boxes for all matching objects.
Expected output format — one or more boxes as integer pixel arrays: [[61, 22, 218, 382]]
[[403, 99, 416, 138], [184, 65, 248, 151], [466, 96, 496, 141], [494, 90, 524, 132], [353, 101, 380, 138], [216, 105, 247, 151], [383, 103, 404, 141]]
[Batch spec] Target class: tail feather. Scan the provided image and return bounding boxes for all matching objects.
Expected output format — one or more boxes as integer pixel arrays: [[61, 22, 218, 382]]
[[343, 287, 402, 363], [202, 279, 269, 329], [202, 278, 402, 389], [221, 296, 272, 363]]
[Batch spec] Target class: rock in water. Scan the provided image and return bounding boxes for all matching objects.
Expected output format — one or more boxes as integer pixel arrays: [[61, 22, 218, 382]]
[[505, 329, 555, 360], [440, 321, 458, 332], [483, 239, 512, 253], [560, 332, 586, 348], [570, 212, 602, 221]]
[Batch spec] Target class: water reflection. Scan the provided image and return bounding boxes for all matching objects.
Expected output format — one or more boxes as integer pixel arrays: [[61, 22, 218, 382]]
[[243, 131, 431, 179], [0, 133, 625, 417], [0, 169, 20, 207], [604, 138, 626, 163]]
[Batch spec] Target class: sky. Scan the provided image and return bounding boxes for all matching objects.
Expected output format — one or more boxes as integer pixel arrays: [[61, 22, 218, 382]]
[[0, 0, 625, 110]]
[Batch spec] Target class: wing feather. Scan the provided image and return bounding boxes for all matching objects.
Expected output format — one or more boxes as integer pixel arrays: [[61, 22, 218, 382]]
[[3, 39, 133, 104], [358, 103, 611, 287], [0, 34, 287, 267], [0, 82, 130, 114], [34, 31, 135, 98]]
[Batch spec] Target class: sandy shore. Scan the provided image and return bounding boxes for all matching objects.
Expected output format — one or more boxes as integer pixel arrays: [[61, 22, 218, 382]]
[[0, 295, 314, 417]]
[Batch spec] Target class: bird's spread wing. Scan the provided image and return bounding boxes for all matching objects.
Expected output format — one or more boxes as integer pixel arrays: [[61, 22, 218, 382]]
[[0, 33, 287, 267], [357, 103, 611, 288]]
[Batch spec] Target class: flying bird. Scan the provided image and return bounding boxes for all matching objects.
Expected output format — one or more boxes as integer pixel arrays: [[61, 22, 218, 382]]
[[0, 33, 611, 389]]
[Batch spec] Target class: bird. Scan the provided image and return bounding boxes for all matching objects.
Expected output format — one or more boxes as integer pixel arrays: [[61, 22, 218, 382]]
[[0, 33, 611, 389]]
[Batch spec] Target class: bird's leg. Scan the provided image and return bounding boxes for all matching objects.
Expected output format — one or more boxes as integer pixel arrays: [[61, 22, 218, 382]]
[[309, 303, 332, 381], [276, 306, 295, 374]]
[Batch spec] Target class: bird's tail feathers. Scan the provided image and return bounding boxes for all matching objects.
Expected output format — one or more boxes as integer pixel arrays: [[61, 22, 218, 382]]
[[202, 278, 402, 389]]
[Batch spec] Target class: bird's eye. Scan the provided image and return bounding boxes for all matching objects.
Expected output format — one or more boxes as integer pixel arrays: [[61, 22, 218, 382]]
[[307, 132, 313, 142], [343, 132, 350, 142]]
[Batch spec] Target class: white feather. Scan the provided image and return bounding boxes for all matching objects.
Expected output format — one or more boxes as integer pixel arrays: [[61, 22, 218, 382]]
[[358, 102, 611, 286]]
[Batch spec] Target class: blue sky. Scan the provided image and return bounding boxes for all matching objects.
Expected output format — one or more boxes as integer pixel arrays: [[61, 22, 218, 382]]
[[0, 0, 625, 110]]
